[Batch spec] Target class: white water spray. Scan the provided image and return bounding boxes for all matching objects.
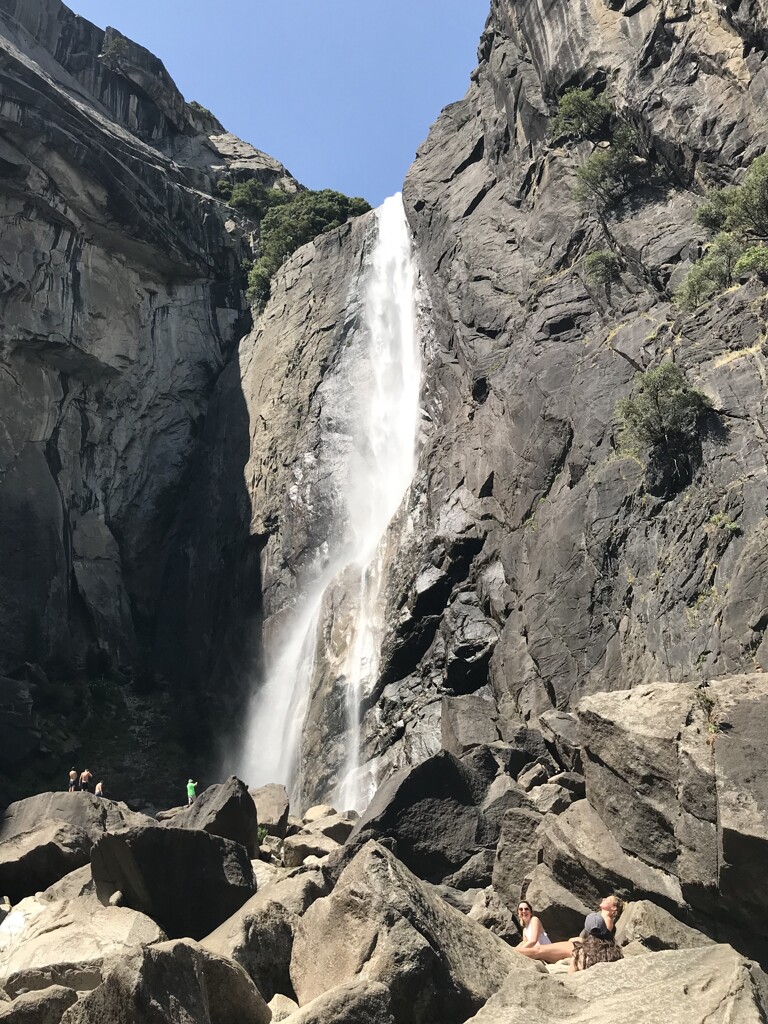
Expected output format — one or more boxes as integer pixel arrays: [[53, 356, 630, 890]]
[[235, 194, 422, 811]]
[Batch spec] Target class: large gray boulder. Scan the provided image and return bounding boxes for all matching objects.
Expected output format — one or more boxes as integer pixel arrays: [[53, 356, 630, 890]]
[[492, 807, 543, 911], [0, 792, 155, 902], [522, 864, 590, 942], [172, 777, 259, 857], [347, 751, 488, 881], [0, 823, 92, 905], [59, 938, 270, 1024], [280, 979, 394, 1024], [615, 900, 714, 954], [250, 785, 290, 839], [290, 840, 534, 1024], [0, 793, 152, 845], [463, 945, 768, 1023], [577, 675, 768, 961], [202, 868, 330, 1002], [90, 825, 255, 940], [0, 893, 165, 996], [0, 984, 77, 1023]]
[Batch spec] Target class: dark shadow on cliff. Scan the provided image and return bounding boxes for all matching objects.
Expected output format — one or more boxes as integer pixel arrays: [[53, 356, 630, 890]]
[[152, 330, 265, 772]]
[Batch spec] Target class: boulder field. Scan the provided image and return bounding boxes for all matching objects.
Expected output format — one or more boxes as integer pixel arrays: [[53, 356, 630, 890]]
[[0, 676, 767, 1021]]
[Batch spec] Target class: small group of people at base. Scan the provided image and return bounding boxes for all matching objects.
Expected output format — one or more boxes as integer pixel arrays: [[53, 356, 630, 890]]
[[67, 767, 104, 796], [516, 893, 624, 972]]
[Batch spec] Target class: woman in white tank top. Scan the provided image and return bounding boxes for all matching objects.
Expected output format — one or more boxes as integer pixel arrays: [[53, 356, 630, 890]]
[[517, 900, 551, 947]]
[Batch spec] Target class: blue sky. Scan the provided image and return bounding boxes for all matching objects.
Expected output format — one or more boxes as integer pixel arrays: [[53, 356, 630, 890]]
[[68, 1, 489, 207]]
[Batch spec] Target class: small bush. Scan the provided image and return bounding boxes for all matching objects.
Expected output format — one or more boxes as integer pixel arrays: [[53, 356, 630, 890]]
[[675, 233, 742, 310], [696, 155, 768, 236], [575, 125, 640, 206], [583, 250, 620, 286], [617, 362, 710, 459], [733, 244, 768, 280], [101, 35, 129, 60], [550, 87, 612, 141], [216, 180, 233, 199]]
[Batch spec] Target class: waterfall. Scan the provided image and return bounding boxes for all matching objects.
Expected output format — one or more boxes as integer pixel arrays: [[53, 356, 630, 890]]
[[234, 193, 422, 812]]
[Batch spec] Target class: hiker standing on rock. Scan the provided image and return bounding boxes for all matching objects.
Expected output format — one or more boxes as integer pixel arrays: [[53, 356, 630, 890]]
[[68, 768, 78, 792], [95, 780, 104, 797], [79, 768, 93, 793], [187, 779, 198, 805]]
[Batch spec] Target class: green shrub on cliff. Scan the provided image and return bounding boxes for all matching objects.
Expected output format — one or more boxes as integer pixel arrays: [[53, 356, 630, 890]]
[[696, 155, 768, 236], [550, 87, 612, 141], [617, 363, 710, 459], [733, 244, 768, 280], [246, 188, 371, 307], [674, 233, 742, 310], [575, 125, 641, 206], [680, 156, 768, 307], [583, 250, 620, 286], [229, 180, 292, 220]]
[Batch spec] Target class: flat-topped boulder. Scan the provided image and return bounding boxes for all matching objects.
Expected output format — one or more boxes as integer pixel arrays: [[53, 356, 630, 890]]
[[0, 792, 153, 845], [0, 893, 165, 996], [90, 825, 256, 940], [462, 945, 768, 1023]]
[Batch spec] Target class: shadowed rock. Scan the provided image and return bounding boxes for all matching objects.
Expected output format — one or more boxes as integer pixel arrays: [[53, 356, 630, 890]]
[[0, 823, 92, 905], [90, 825, 255, 940], [59, 938, 270, 1024], [347, 751, 487, 882], [172, 777, 259, 857], [202, 868, 330, 1002]]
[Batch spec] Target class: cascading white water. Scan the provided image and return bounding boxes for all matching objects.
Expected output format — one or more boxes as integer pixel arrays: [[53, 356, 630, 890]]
[[234, 193, 422, 811]]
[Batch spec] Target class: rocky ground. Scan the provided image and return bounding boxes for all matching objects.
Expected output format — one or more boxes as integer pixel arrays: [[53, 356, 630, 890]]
[[1, 674, 766, 1022]]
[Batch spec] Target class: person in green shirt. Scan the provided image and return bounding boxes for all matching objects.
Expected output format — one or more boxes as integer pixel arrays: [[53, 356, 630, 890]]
[[187, 779, 198, 805]]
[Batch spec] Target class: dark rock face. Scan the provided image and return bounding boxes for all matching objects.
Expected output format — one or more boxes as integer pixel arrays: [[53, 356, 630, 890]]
[[347, 751, 491, 882], [90, 825, 256, 940], [173, 777, 259, 857], [0, 822, 92, 905], [0, 0, 293, 740]]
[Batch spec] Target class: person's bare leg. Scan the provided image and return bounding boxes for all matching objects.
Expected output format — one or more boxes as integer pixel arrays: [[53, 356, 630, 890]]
[[516, 940, 575, 963]]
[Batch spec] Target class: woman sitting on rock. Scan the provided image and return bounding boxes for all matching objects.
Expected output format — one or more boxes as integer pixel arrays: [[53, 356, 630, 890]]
[[516, 900, 552, 952], [515, 894, 624, 964]]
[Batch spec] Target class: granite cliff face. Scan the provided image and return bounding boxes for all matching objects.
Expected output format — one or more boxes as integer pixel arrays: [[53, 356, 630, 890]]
[[3, 0, 768, 810], [0, 0, 294, 796], [194, 0, 768, 801]]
